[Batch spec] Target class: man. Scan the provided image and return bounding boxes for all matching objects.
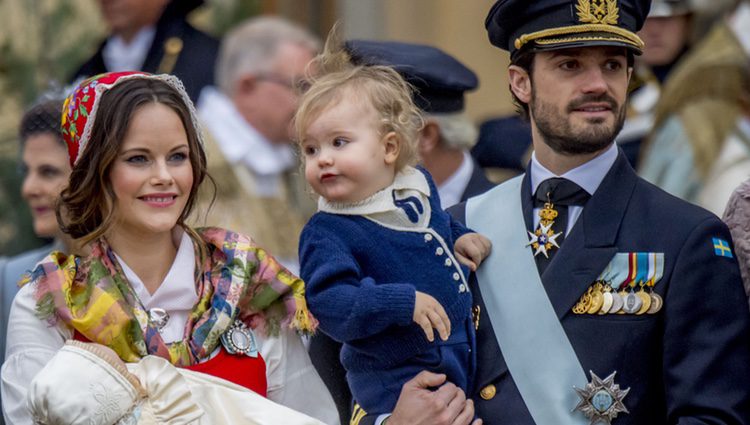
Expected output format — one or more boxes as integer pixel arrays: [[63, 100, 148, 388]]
[[362, 1, 750, 424], [638, 0, 750, 215], [346, 40, 494, 209], [309, 39, 495, 425], [194, 17, 319, 273], [74, 0, 218, 102]]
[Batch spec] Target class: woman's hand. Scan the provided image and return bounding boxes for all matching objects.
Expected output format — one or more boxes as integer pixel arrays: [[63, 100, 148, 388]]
[[414, 291, 451, 342], [454, 233, 492, 271]]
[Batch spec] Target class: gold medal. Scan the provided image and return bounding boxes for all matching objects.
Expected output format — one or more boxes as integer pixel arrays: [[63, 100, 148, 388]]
[[647, 292, 663, 314], [586, 282, 605, 314], [573, 287, 593, 314]]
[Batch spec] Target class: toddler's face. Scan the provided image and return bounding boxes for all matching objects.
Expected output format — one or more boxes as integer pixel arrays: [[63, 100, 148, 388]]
[[301, 96, 398, 203]]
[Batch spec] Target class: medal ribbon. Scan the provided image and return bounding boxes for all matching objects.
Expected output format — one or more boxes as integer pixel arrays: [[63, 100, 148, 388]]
[[634, 252, 649, 286]]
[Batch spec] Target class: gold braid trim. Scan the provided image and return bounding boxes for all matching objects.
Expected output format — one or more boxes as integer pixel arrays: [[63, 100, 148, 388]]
[[534, 35, 634, 46], [514, 24, 644, 50]]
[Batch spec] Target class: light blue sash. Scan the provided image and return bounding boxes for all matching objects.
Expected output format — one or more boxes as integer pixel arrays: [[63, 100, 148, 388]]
[[467, 176, 588, 425]]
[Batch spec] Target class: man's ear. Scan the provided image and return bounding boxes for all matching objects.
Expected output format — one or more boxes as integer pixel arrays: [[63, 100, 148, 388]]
[[508, 65, 532, 104], [418, 121, 441, 155], [383, 131, 401, 165]]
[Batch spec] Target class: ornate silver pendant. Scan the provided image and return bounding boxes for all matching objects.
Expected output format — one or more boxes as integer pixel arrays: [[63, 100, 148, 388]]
[[220, 320, 259, 358], [148, 308, 170, 331], [574, 371, 630, 424]]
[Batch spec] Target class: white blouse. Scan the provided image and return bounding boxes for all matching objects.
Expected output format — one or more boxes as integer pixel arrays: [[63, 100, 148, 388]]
[[1, 236, 339, 425]]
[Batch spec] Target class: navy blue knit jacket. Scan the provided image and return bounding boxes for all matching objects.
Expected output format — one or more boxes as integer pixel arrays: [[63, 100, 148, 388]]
[[299, 169, 475, 372]]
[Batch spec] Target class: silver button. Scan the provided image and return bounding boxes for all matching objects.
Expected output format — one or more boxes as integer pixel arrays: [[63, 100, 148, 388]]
[[453, 272, 460, 281], [424, 234, 433, 242], [459, 284, 467, 293], [435, 247, 444, 256], [445, 258, 452, 267]]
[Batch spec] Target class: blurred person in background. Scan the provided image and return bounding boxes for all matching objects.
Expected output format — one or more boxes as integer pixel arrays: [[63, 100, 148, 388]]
[[195, 16, 319, 274], [73, 0, 218, 102], [638, 0, 750, 215], [0, 99, 75, 422], [617, 0, 695, 167]]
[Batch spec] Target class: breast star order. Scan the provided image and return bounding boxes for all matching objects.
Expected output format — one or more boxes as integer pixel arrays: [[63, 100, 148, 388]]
[[573, 371, 630, 425], [526, 221, 561, 258]]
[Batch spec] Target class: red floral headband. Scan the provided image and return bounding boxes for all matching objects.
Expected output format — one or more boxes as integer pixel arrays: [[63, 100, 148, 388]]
[[61, 71, 203, 166]]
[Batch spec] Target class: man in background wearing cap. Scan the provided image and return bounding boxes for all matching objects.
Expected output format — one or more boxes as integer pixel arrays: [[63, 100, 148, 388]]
[[346, 40, 495, 209], [638, 0, 750, 216], [368, 1, 750, 424], [310, 40, 495, 425]]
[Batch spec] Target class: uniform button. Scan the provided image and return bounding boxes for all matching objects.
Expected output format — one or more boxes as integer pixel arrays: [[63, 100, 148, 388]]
[[453, 272, 460, 281], [480, 384, 496, 400], [435, 247, 444, 256], [445, 258, 452, 267], [424, 234, 433, 242], [459, 284, 467, 293]]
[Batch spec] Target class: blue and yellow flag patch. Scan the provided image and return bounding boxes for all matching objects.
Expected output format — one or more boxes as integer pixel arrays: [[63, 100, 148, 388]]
[[713, 238, 733, 258]]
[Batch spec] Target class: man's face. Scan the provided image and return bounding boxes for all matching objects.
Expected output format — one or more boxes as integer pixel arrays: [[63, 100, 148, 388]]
[[521, 47, 631, 155], [98, 0, 169, 39], [639, 15, 691, 67], [238, 42, 315, 144]]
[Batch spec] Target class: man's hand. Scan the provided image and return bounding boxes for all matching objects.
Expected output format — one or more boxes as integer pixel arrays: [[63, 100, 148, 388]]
[[387, 371, 482, 425], [414, 291, 451, 342], [455, 233, 492, 271]]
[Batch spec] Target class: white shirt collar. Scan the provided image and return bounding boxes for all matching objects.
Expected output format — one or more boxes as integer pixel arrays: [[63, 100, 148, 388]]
[[437, 151, 474, 209], [530, 143, 618, 196], [114, 231, 199, 343], [730, 3, 750, 57], [102, 26, 156, 72], [197, 86, 296, 176]]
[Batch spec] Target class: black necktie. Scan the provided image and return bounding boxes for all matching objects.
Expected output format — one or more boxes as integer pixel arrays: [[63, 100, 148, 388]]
[[532, 178, 591, 273]]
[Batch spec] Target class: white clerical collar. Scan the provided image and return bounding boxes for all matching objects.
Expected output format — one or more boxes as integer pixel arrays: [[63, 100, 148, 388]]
[[730, 3, 750, 58], [197, 87, 296, 176], [530, 143, 618, 197], [438, 151, 474, 209], [102, 26, 156, 72]]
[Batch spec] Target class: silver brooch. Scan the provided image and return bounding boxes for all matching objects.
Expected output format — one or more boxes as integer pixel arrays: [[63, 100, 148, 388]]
[[573, 371, 630, 424], [220, 320, 259, 358], [148, 308, 170, 331]]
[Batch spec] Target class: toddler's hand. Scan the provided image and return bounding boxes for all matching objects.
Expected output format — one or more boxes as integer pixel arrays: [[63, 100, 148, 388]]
[[455, 233, 492, 271], [414, 291, 451, 342]]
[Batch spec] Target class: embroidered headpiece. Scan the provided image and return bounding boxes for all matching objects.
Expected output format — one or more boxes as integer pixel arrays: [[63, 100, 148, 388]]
[[61, 71, 204, 166]]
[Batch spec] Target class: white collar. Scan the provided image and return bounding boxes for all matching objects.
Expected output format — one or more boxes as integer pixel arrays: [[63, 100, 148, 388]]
[[102, 26, 156, 72], [730, 3, 750, 58], [530, 143, 618, 196], [114, 231, 198, 311], [438, 151, 474, 209], [197, 86, 296, 176], [318, 166, 430, 217]]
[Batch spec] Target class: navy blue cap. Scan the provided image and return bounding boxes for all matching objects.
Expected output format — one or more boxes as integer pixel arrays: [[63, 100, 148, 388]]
[[486, 0, 651, 58], [344, 40, 478, 113]]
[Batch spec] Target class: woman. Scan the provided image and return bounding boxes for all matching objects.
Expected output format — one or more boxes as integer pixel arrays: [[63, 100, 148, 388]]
[[1, 72, 338, 424], [1, 99, 74, 365]]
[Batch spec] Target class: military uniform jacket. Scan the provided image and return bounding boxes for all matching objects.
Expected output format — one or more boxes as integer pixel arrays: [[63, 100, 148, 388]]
[[73, 13, 218, 102], [453, 150, 750, 424]]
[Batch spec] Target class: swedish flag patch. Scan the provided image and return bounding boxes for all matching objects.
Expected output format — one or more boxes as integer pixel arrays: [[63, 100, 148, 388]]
[[713, 238, 733, 258]]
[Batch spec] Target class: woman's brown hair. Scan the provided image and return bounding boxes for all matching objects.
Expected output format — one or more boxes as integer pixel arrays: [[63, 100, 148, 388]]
[[57, 78, 208, 244]]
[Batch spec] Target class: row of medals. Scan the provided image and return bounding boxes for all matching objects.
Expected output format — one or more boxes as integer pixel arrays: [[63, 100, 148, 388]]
[[573, 281, 663, 315]]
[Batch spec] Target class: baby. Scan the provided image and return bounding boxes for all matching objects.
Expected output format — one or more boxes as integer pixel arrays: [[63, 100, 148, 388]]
[[296, 40, 491, 415]]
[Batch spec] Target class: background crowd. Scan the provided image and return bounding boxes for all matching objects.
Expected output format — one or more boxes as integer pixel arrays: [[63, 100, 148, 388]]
[[1, 0, 750, 424]]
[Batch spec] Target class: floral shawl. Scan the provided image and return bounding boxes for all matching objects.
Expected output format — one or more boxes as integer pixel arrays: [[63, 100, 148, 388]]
[[25, 227, 316, 367]]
